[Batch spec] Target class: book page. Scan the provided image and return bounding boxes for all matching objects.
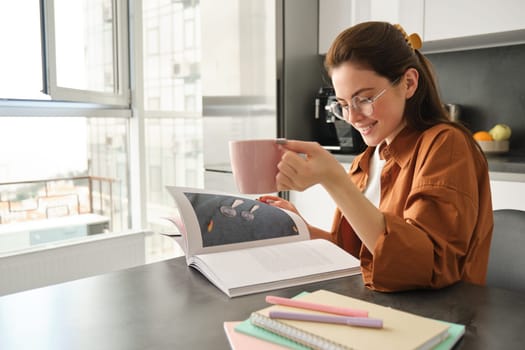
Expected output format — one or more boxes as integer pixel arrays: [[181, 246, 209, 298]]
[[192, 239, 359, 291], [166, 186, 310, 258]]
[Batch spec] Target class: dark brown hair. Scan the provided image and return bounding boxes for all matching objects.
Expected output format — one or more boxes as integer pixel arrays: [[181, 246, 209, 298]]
[[324, 21, 455, 131]]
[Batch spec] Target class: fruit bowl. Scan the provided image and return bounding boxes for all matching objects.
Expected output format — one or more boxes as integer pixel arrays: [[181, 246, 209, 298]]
[[476, 140, 509, 154]]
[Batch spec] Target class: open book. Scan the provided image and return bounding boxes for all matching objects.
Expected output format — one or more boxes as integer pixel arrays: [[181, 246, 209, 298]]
[[166, 186, 361, 297]]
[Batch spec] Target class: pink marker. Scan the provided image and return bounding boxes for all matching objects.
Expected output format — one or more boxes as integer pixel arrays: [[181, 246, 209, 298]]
[[265, 295, 369, 318]]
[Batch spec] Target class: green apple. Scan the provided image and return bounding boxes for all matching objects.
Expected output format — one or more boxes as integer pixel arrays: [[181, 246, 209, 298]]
[[489, 124, 512, 141]]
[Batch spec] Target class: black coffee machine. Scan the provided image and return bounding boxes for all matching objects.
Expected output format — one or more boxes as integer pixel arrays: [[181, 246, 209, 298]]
[[314, 87, 366, 154]]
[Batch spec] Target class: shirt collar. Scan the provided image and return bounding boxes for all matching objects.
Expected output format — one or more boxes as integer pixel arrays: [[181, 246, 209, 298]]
[[380, 126, 421, 168], [351, 126, 421, 173]]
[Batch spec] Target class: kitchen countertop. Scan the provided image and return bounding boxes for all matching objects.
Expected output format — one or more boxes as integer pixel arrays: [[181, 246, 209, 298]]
[[2, 256, 525, 350], [333, 152, 525, 182], [206, 153, 525, 182], [484, 154, 525, 174]]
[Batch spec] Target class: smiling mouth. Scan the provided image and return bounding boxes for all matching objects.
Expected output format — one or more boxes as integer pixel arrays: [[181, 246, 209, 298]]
[[357, 121, 377, 135]]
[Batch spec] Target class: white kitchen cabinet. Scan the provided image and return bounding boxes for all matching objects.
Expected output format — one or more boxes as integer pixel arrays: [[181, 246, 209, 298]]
[[292, 180, 525, 228], [490, 178, 525, 211], [318, 0, 424, 54], [289, 184, 337, 231], [355, 0, 424, 36], [289, 168, 525, 230], [319, 0, 525, 55], [424, 0, 525, 42], [288, 162, 351, 231], [292, 179, 525, 223]]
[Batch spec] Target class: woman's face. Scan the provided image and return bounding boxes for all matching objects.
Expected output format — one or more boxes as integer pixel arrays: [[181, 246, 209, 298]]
[[330, 62, 409, 146]]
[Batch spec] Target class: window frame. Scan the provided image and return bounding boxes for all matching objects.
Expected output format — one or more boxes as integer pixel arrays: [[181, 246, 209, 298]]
[[42, 0, 130, 107], [0, 0, 137, 233]]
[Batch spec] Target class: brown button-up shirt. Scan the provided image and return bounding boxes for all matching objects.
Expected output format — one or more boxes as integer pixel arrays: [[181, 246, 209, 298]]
[[332, 124, 493, 292]]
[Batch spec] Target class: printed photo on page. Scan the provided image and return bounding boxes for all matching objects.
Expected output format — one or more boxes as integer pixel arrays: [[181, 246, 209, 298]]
[[166, 186, 310, 258]]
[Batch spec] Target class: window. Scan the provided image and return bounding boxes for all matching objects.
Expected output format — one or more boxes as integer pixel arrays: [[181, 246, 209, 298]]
[[0, 0, 132, 255], [0, 116, 129, 234], [142, 0, 203, 235], [45, 0, 129, 105], [0, 1, 46, 100], [0, 0, 128, 105], [0, 0, 202, 261]]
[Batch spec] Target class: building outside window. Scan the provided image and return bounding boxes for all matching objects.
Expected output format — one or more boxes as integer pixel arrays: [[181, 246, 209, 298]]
[[142, 0, 203, 235], [0, 0, 202, 260]]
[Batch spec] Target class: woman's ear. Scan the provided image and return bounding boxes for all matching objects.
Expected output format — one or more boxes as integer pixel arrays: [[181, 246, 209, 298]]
[[404, 68, 419, 99]]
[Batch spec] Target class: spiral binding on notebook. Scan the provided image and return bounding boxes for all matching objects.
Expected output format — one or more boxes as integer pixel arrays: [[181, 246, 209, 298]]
[[250, 312, 352, 350]]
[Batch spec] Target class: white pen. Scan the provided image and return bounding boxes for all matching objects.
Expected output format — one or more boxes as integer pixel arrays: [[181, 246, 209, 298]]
[[269, 310, 383, 329]]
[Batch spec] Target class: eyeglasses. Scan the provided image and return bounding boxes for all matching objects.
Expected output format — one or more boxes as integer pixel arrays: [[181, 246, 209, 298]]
[[326, 77, 401, 120]]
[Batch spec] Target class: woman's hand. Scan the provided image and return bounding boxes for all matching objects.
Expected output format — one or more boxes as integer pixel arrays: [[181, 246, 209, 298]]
[[276, 140, 347, 192], [258, 195, 300, 216], [272, 140, 384, 252], [258, 194, 333, 242]]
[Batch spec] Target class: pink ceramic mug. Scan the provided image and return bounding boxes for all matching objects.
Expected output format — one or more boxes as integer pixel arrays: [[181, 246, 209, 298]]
[[229, 139, 285, 194]]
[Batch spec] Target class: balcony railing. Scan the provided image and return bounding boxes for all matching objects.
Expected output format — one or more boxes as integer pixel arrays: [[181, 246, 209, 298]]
[[0, 176, 122, 230]]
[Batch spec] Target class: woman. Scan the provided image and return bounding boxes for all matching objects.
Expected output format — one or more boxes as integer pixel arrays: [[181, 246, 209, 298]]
[[260, 22, 493, 292]]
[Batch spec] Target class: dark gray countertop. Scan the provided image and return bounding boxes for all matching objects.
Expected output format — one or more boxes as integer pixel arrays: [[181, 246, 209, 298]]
[[1, 256, 524, 349], [334, 153, 525, 180], [485, 154, 525, 174], [205, 152, 525, 182]]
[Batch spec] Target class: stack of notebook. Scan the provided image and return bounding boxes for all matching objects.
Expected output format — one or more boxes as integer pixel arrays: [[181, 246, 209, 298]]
[[223, 290, 465, 350]]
